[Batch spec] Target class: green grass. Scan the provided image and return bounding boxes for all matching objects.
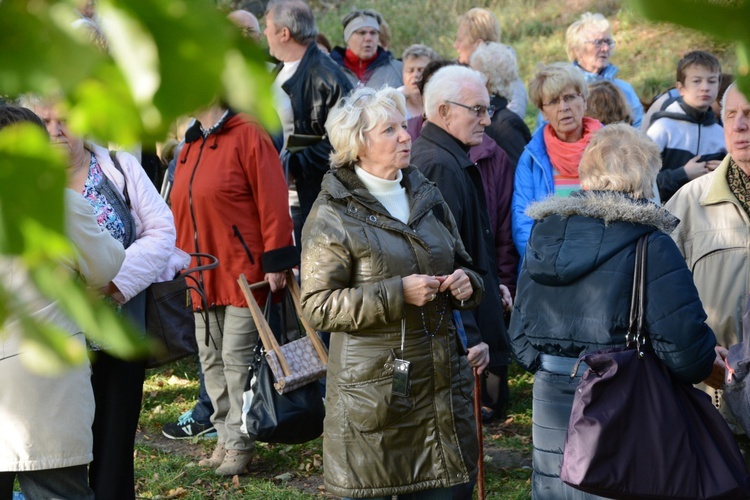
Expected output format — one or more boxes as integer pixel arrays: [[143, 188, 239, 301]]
[[136, 357, 534, 498], [137, 357, 325, 498]]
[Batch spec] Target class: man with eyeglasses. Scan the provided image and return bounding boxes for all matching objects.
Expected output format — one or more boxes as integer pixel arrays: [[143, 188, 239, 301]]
[[412, 65, 513, 498], [666, 83, 750, 450], [565, 12, 644, 128], [330, 9, 402, 89]]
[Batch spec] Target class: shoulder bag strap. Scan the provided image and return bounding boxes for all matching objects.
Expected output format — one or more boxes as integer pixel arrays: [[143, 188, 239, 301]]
[[627, 234, 649, 356], [109, 150, 131, 209]]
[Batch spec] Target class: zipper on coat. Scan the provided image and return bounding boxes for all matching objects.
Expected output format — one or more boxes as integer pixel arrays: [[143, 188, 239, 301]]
[[188, 138, 207, 256], [233, 224, 255, 265], [696, 120, 702, 156], [185, 137, 216, 348]]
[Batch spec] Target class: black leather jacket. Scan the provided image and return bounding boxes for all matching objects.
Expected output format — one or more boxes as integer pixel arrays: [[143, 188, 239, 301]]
[[277, 43, 353, 221]]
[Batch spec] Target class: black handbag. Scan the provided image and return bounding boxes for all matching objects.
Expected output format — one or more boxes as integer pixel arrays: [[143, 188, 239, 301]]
[[239, 277, 325, 444], [242, 345, 325, 444], [560, 235, 750, 499], [106, 151, 220, 368], [145, 252, 218, 368], [722, 294, 750, 437]]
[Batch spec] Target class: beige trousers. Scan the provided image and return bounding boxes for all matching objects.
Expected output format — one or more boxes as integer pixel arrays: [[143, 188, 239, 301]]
[[196, 306, 258, 451]]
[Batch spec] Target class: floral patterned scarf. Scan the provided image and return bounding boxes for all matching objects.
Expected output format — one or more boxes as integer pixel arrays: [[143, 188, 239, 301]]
[[727, 157, 750, 217]]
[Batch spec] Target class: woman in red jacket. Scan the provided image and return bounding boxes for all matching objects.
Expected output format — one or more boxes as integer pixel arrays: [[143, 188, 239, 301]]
[[171, 106, 297, 476]]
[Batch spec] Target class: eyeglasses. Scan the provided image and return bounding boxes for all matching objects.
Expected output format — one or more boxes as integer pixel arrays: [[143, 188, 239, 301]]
[[445, 100, 496, 119], [542, 92, 582, 108], [584, 38, 616, 49]]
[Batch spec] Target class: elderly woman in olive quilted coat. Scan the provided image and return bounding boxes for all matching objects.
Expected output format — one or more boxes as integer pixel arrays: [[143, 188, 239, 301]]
[[301, 87, 485, 499]]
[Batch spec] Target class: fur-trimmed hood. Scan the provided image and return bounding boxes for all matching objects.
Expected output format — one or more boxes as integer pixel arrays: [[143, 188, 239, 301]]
[[523, 191, 679, 285], [526, 190, 678, 233]]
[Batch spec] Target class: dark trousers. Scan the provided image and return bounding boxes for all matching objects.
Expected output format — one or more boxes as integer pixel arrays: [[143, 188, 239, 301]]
[[0, 465, 93, 500], [191, 366, 214, 425], [482, 365, 509, 416], [343, 487, 453, 499], [89, 351, 146, 500], [451, 480, 476, 500]]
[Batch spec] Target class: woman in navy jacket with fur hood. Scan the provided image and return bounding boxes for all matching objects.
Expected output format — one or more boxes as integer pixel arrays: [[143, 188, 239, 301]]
[[509, 125, 718, 499]]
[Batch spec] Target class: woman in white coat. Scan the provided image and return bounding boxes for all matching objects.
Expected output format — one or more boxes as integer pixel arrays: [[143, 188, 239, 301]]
[[28, 99, 188, 499], [0, 105, 126, 499]]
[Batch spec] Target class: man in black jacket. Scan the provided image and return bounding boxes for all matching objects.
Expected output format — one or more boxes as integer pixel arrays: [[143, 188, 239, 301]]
[[412, 63, 512, 499], [265, 0, 353, 240], [412, 65, 512, 406]]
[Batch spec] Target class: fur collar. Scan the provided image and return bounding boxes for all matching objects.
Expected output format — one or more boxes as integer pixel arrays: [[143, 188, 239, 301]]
[[526, 190, 679, 234]]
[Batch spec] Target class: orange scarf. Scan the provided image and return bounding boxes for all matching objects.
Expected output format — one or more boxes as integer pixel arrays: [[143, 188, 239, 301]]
[[544, 117, 603, 177]]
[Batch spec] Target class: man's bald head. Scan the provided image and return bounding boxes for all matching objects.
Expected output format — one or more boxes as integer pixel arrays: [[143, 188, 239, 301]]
[[228, 10, 261, 42]]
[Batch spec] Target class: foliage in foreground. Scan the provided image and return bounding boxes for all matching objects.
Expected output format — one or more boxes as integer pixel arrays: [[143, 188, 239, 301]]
[[1, 0, 748, 369], [0, 0, 276, 368]]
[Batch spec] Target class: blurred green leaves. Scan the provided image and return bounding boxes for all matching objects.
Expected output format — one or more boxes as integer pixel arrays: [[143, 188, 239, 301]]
[[0, 0, 279, 370], [0, 124, 148, 371], [630, 0, 750, 96], [0, 124, 66, 255], [0, 0, 277, 145], [28, 260, 151, 364]]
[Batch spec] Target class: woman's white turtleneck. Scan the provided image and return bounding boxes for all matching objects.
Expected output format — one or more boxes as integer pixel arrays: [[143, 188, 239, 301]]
[[354, 166, 410, 224]]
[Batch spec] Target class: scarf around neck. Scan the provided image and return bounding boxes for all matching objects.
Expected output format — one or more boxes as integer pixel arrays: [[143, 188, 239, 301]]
[[727, 157, 750, 217], [544, 117, 603, 177]]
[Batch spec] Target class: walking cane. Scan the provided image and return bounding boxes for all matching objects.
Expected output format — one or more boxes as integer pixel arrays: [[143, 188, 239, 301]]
[[474, 367, 486, 500]]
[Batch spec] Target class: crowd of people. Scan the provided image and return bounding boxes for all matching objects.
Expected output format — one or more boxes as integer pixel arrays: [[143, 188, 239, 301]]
[[1, 0, 749, 499]]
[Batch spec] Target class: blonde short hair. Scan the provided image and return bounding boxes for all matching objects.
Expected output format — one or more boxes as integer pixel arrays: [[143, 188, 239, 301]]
[[528, 62, 589, 110], [565, 12, 612, 62], [470, 42, 517, 100], [579, 124, 659, 199], [325, 87, 407, 169], [457, 8, 501, 43]]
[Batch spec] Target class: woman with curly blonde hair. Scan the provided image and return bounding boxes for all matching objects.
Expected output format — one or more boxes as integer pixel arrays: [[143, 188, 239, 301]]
[[302, 86, 484, 499]]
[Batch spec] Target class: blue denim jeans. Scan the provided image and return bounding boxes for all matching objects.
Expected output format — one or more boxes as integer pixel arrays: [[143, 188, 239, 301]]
[[191, 367, 214, 425]]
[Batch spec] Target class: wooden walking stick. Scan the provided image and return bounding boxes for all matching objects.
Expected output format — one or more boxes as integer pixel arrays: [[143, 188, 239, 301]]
[[474, 367, 486, 500]]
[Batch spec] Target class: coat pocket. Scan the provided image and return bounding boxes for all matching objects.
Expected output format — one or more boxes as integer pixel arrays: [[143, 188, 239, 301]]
[[232, 225, 255, 265], [337, 349, 415, 433]]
